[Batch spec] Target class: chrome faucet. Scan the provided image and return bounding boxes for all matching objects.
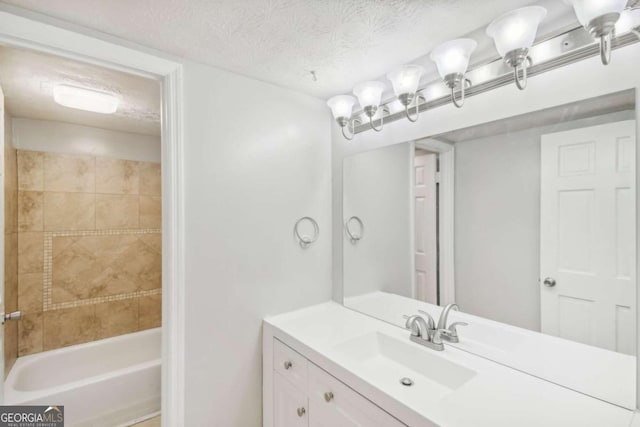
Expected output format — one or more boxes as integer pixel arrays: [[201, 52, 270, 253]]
[[403, 312, 445, 351], [427, 303, 468, 343]]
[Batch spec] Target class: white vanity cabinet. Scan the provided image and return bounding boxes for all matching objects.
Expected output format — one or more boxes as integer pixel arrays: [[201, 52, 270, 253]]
[[271, 339, 406, 427]]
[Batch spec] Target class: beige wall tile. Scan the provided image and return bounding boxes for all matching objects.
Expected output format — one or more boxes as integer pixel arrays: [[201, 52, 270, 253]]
[[18, 191, 44, 231], [18, 273, 43, 314], [44, 153, 95, 193], [115, 239, 161, 291], [18, 232, 44, 274], [96, 194, 139, 229], [43, 306, 96, 350], [17, 151, 44, 191], [52, 234, 139, 303], [5, 189, 18, 234], [44, 192, 95, 231], [4, 321, 17, 376], [139, 162, 161, 196], [6, 145, 18, 234], [96, 158, 139, 195], [5, 144, 17, 191], [96, 299, 139, 339], [5, 233, 18, 306], [139, 196, 161, 228], [18, 312, 43, 356], [139, 295, 161, 330], [139, 234, 162, 254]]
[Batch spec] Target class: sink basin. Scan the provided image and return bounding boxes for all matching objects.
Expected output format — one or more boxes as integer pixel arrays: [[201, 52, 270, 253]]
[[331, 332, 476, 402]]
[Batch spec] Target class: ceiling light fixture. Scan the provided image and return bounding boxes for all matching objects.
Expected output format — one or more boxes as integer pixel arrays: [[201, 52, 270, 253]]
[[53, 84, 119, 114], [387, 65, 426, 122], [486, 6, 547, 90], [353, 81, 388, 132], [327, 95, 359, 140], [430, 38, 478, 108], [565, 0, 628, 65]]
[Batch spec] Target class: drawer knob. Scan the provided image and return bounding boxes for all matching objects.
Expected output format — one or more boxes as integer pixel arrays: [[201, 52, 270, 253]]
[[324, 392, 334, 402], [297, 407, 306, 417], [283, 360, 293, 370]]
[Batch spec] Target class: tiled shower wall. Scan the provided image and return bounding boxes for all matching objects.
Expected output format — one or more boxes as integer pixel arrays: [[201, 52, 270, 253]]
[[17, 150, 162, 355], [4, 112, 18, 375]]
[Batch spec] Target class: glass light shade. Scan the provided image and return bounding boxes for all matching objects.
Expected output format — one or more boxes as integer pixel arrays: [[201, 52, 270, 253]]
[[615, 8, 640, 34], [53, 84, 119, 114], [386, 65, 425, 97], [565, 0, 627, 26], [326, 95, 356, 120], [430, 38, 478, 79], [353, 81, 385, 109], [486, 6, 547, 57]]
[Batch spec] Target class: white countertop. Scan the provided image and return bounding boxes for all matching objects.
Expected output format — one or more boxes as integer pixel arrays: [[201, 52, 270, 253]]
[[345, 291, 636, 410], [265, 301, 635, 427]]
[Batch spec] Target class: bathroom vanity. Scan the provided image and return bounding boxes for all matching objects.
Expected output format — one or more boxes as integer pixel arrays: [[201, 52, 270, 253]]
[[263, 302, 636, 427]]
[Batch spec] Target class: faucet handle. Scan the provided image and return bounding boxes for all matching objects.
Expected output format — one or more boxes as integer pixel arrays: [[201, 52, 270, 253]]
[[441, 321, 468, 343], [447, 322, 468, 335], [416, 310, 436, 330]]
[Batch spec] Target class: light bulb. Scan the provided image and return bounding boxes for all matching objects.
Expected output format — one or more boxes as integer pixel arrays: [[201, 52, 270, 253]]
[[486, 6, 547, 58], [326, 95, 356, 125], [615, 8, 640, 34], [386, 65, 425, 106], [565, 0, 627, 27], [353, 81, 385, 116], [430, 38, 478, 80]]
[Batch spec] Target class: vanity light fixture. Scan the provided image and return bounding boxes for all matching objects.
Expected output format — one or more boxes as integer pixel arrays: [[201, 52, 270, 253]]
[[387, 65, 426, 122], [565, 0, 628, 65], [53, 84, 119, 114], [327, 94, 359, 140], [486, 6, 547, 90], [430, 38, 477, 108], [353, 81, 388, 132]]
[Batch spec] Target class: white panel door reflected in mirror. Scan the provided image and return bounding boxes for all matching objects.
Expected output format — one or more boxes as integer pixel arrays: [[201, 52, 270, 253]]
[[342, 89, 637, 410]]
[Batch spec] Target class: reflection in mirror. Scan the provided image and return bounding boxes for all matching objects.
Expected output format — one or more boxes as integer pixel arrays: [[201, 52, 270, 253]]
[[342, 90, 637, 410]]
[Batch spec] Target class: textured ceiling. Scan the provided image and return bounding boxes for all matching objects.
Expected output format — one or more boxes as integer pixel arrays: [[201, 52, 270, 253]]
[[0, 45, 161, 135], [1, 0, 578, 99]]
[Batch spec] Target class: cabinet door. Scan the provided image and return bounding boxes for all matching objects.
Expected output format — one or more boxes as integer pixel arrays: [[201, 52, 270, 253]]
[[308, 364, 405, 427], [274, 371, 308, 427]]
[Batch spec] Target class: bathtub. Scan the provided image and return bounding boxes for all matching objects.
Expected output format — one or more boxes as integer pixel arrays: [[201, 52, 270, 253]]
[[5, 327, 161, 426]]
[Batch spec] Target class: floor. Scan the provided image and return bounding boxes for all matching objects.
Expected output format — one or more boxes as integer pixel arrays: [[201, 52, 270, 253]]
[[132, 416, 160, 427]]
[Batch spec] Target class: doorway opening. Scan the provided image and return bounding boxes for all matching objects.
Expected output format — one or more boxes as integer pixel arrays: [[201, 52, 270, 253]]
[[1, 43, 163, 426]]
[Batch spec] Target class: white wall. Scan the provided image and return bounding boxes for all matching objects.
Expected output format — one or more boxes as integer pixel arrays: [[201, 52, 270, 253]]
[[182, 60, 332, 426], [343, 143, 413, 299], [12, 118, 161, 162], [454, 110, 634, 331]]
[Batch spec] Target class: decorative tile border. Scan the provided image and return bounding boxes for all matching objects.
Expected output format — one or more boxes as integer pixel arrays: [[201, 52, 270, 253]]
[[42, 228, 161, 311]]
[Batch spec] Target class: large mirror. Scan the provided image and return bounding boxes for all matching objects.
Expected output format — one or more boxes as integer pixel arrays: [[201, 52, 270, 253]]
[[342, 90, 637, 409]]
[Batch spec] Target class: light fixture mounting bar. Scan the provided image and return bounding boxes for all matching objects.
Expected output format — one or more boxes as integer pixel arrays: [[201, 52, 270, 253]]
[[354, 26, 639, 134]]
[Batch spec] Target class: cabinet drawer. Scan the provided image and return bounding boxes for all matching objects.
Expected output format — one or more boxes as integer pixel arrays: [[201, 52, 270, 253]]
[[308, 363, 406, 427], [274, 339, 309, 391], [274, 371, 308, 427]]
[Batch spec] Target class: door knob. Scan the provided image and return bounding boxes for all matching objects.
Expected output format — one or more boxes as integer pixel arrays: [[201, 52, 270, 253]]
[[297, 407, 306, 417], [324, 391, 334, 402], [543, 277, 556, 287], [283, 360, 293, 370]]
